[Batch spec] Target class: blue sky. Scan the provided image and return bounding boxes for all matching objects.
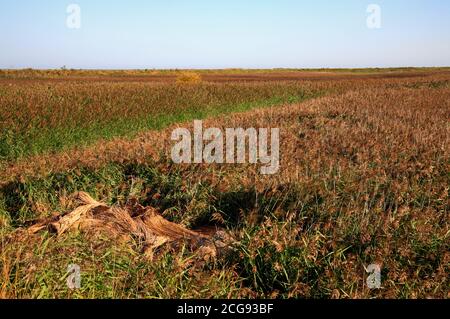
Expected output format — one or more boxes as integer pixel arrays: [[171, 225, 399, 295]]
[[0, 0, 449, 69]]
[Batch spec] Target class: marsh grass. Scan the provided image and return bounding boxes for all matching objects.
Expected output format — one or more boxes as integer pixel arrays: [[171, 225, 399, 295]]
[[0, 82, 321, 162], [0, 71, 449, 299]]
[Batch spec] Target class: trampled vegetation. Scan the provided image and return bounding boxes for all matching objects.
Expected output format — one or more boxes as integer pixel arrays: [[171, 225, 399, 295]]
[[0, 69, 449, 298]]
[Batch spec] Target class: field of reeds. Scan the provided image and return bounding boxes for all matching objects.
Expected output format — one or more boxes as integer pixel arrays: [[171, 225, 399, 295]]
[[0, 69, 449, 299]]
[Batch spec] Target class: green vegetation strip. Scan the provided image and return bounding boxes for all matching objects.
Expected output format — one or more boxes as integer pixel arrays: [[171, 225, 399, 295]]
[[0, 89, 323, 162]]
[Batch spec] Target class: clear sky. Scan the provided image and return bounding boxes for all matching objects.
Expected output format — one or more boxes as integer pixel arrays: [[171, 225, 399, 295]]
[[1, 0, 449, 69]]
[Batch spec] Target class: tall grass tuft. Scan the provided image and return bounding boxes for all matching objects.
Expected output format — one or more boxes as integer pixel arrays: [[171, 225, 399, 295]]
[[176, 71, 202, 84]]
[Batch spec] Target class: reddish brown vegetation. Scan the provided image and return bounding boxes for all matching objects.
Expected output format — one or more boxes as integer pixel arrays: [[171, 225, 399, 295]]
[[0, 70, 448, 299]]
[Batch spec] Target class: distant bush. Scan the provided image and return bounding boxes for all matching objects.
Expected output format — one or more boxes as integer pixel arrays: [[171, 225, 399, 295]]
[[176, 71, 202, 84]]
